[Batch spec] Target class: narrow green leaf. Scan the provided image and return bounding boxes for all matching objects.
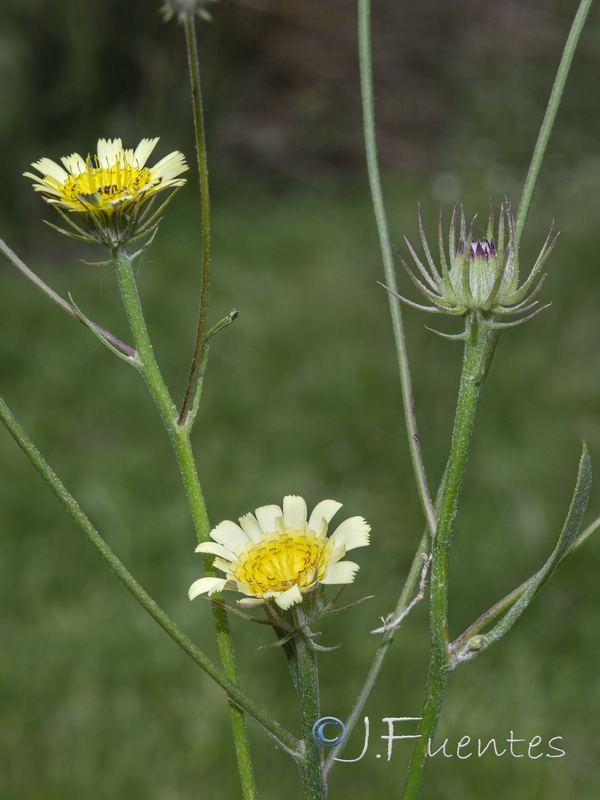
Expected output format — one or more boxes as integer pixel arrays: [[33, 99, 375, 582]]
[[453, 443, 592, 666], [68, 293, 139, 366]]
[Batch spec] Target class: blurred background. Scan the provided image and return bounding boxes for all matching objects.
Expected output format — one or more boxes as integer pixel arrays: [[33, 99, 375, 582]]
[[1, 0, 600, 797]]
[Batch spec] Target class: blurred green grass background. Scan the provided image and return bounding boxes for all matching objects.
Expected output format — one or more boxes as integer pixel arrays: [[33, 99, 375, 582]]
[[2, 1, 600, 798]]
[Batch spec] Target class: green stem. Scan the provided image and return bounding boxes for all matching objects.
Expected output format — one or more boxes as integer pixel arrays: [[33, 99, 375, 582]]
[[112, 247, 258, 800], [178, 14, 212, 425], [327, 0, 444, 773], [331, 0, 449, 773], [402, 312, 492, 799], [327, 351, 496, 777], [516, 0, 594, 243], [358, 0, 435, 533], [0, 395, 299, 758], [324, 529, 429, 775], [292, 608, 327, 800]]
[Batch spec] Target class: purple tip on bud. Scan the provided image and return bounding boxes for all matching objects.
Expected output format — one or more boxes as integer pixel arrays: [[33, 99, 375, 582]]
[[470, 237, 496, 260]]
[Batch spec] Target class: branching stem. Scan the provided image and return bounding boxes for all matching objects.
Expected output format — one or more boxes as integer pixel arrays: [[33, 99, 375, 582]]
[[0, 396, 299, 759], [112, 247, 258, 800]]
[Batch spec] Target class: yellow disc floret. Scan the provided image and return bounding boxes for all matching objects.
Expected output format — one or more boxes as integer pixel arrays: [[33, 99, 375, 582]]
[[61, 155, 156, 211], [25, 137, 188, 215], [233, 529, 331, 595]]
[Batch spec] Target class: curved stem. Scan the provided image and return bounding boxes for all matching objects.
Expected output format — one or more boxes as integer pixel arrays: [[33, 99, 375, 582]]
[[358, 0, 435, 533], [0, 396, 299, 758], [402, 313, 492, 799], [516, 0, 594, 243], [178, 14, 212, 425], [112, 248, 258, 800]]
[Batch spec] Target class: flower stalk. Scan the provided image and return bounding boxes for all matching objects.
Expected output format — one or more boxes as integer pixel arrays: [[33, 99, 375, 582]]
[[357, 0, 435, 533], [111, 246, 258, 800], [516, 0, 594, 242], [178, 13, 212, 425], [290, 604, 327, 800], [402, 312, 497, 798]]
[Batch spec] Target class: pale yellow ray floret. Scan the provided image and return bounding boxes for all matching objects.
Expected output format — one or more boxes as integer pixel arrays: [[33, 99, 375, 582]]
[[24, 137, 188, 214], [189, 495, 371, 610]]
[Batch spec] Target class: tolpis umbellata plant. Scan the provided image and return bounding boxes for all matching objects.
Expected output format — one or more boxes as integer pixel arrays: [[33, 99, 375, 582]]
[[0, 0, 597, 798]]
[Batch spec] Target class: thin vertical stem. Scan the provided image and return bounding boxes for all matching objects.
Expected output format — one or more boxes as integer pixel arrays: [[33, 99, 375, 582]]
[[324, 528, 429, 775], [112, 248, 258, 800], [402, 313, 493, 799], [358, 0, 435, 533], [332, 1, 437, 769], [516, 0, 594, 243], [178, 14, 212, 425], [292, 606, 327, 800], [326, 0, 440, 772]]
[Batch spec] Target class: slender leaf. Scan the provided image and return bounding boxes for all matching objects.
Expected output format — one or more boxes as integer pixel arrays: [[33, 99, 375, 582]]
[[453, 443, 592, 666]]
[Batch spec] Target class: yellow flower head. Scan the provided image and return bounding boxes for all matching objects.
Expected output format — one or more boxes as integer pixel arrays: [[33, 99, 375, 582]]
[[24, 137, 188, 215], [189, 495, 370, 611]]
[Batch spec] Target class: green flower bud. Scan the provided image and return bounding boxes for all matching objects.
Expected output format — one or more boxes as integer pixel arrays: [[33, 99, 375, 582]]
[[393, 202, 557, 328]]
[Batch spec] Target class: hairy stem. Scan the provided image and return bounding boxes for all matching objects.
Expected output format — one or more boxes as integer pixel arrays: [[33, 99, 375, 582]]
[[402, 313, 492, 799], [178, 14, 212, 425], [112, 247, 258, 800], [0, 396, 299, 758], [292, 607, 327, 800]]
